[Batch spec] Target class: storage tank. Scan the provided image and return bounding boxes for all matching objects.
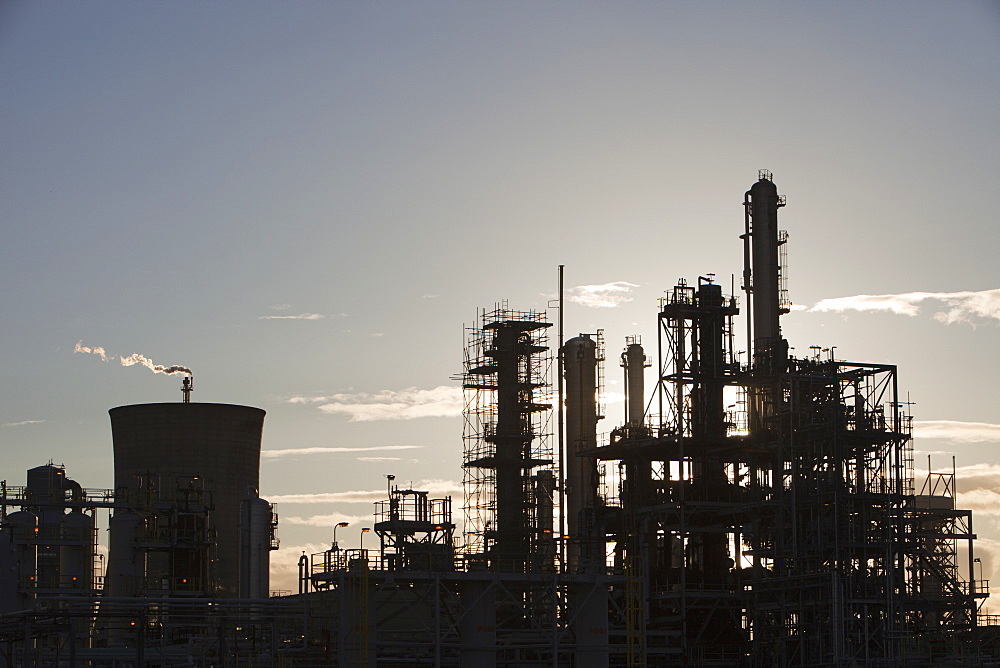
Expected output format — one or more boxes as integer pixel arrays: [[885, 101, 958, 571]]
[[108, 403, 266, 597], [60, 511, 94, 591], [5, 511, 37, 607], [239, 488, 275, 599], [106, 510, 142, 598]]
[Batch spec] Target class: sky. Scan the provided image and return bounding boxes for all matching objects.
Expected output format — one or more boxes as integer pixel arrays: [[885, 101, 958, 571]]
[[1, 0, 998, 597]]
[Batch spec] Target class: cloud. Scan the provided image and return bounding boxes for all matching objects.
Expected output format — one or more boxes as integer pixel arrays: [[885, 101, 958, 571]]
[[258, 313, 326, 320], [292, 386, 463, 422], [913, 420, 1000, 444], [269, 541, 331, 593], [261, 445, 422, 460], [270, 304, 293, 311], [267, 479, 462, 505], [421, 294, 439, 299], [810, 288, 1000, 325], [281, 514, 376, 527], [2, 420, 45, 427], [269, 490, 388, 505], [567, 281, 639, 308], [356, 456, 420, 463], [371, 332, 384, 337]]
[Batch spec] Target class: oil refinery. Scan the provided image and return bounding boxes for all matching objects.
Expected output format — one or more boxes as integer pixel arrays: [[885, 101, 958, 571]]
[[1, 172, 997, 666]]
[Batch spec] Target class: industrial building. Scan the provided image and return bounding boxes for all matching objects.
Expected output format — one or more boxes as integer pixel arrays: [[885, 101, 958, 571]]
[[1, 172, 997, 665]]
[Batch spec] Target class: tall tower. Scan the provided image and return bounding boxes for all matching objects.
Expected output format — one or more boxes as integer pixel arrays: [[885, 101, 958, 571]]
[[742, 170, 790, 432], [461, 306, 554, 572]]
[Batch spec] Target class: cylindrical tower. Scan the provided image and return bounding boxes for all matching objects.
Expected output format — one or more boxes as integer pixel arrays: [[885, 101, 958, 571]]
[[622, 341, 647, 429], [5, 511, 37, 609], [564, 335, 599, 569], [108, 402, 266, 597], [239, 488, 275, 599], [746, 174, 782, 357], [60, 511, 94, 591]]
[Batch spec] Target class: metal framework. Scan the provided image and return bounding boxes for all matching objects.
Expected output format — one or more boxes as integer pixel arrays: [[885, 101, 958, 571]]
[[460, 305, 555, 572]]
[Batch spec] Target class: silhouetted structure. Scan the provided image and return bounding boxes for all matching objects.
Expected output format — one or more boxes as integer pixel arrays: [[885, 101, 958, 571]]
[[0, 172, 995, 665]]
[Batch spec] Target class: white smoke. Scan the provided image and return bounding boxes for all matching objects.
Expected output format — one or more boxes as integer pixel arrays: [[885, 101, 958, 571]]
[[118, 353, 192, 376], [73, 341, 111, 362], [74, 341, 192, 376]]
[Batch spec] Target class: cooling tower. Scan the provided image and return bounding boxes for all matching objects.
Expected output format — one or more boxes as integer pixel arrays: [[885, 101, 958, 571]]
[[108, 403, 266, 597]]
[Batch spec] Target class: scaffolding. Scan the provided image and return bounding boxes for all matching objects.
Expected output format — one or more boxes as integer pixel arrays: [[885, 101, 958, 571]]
[[460, 305, 555, 572]]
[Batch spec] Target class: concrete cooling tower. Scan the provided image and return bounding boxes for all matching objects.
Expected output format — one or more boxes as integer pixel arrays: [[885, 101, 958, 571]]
[[107, 403, 268, 597]]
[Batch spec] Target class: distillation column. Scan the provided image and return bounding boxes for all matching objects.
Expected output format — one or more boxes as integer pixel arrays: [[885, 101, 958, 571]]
[[564, 335, 599, 571], [462, 311, 553, 572], [743, 171, 789, 431], [622, 341, 648, 433]]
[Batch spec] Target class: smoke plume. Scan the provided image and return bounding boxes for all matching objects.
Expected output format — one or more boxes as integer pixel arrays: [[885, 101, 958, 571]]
[[74, 341, 192, 376]]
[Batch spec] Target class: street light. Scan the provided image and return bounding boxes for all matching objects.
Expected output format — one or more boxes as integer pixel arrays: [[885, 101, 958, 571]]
[[332, 522, 349, 550], [360, 527, 371, 552]]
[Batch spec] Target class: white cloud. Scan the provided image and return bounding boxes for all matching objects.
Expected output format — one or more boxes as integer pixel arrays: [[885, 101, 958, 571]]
[[267, 479, 462, 505], [601, 391, 625, 405], [913, 420, 1000, 444], [956, 489, 1000, 517], [281, 513, 377, 527], [269, 541, 330, 593], [371, 332, 384, 337], [269, 490, 387, 505], [567, 281, 639, 308], [270, 304, 293, 311], [421, 294, 439, 299], [299, 386, 463, 422], [261, 445, 422, 460], [811, 288, 1000, 325], [258, 313, 326, 320], [356, 456, 419, 463], [2, 420, 45, 427]]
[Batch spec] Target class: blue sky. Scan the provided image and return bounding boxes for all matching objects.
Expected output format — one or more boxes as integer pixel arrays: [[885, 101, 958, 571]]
[[2, 0, 998, 594]]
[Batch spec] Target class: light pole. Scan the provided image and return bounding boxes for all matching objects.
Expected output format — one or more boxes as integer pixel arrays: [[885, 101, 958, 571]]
[[360, 527, 371, 552], [333, 521, 349, 550]]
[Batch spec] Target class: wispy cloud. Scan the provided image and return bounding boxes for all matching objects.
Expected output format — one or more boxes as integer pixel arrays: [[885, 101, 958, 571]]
[[74, 341, 191, 375], [371, 332, 384, 337], [567, 281, 639, 308], [421, 294, 439, 299], [267, 479, 462, 506], [913, 420, 1000, 444], [261, 445, 422, 460], [269, 541, 333, 592], [269, 490, 389, 505], [810, 288, 1000, 325], [356, 456, 419, 463], [290, 386, 463, 422], [270, 304, 293, 311], [258, 313, 327, 320], [2, 420, 45, 428]]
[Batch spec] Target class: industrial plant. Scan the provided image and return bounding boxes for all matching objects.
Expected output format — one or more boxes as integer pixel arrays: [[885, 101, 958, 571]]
[[2, 172, 998, 666]]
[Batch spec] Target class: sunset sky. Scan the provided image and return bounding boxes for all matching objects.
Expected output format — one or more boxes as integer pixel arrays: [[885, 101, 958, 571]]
[[2, 1, 997, 595]]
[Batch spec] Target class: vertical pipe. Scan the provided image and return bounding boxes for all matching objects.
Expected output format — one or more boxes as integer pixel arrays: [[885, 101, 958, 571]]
[[557, 264, 566, 570]]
